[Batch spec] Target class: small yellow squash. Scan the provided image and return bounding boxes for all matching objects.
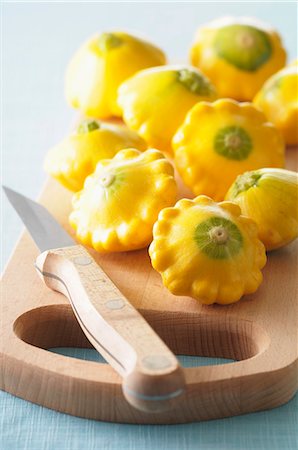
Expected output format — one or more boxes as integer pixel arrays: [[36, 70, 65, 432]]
[[190, 16, 286, 100], [65, 31, 166, 118], [44, 119, 147, 192], [117, 65, 217, 153], [149, 195, 266, 305], [254, 62, 298, 145], [69, 149, 177, 252], [225, 168, 298, 250], [172, 99, 285, 201]]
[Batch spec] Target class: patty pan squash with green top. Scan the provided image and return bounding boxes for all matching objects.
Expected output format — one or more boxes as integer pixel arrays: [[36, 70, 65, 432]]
[[226, 168, 298, 250], [69, 149, 177, 252], [149, 195, 267, 305], [190, 17, 286, 100], [117, 65, 217, 153], [44, 119, 147, 192], [172, 99, 285, 201], [254, 61, 298, 145], [65, 31, 166, 118]]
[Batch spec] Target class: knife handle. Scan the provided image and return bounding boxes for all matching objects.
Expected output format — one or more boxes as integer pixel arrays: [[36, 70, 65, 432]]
[[35, 244, 185, 413]]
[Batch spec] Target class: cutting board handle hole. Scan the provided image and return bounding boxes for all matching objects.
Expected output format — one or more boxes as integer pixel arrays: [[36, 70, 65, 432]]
[[13, 305, 269, 362], [13, 304, 93, 349], [143, 310, 270, 361], [142, 310, 270, 361]]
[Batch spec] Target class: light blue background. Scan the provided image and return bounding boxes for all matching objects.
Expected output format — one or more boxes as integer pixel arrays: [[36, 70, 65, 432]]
[[1, 2, 297, 449]]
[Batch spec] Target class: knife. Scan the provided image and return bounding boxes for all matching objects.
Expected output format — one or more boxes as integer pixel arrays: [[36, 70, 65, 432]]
[[3, 186, 185, 413]]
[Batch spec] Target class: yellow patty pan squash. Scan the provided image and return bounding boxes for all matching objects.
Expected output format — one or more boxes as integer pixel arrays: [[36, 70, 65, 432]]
[[172, 99, 285, 201], [65, 31, 166, 118], [149, 195, 266, 305], [69, 149, 177, 252], [44, 119, 147, 192], [254, 62, 298, 145], [117, 65, 217, 153], [225, 168, 298, 250], [190, 16, 286, 100]]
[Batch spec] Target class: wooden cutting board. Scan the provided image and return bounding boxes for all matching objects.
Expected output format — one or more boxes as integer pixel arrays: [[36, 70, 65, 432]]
[[1, 149, 297, 424]]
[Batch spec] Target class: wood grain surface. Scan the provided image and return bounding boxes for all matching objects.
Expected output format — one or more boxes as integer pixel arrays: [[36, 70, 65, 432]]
[[1, 148, 297, 424]]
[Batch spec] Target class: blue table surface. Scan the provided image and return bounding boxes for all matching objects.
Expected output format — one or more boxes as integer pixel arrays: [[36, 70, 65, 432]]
[[2, 2, 297, 449]]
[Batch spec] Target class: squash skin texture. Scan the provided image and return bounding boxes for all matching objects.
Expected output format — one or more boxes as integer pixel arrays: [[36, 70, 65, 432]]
[[254, 62, 298, 145], [190, 17, 286, 101], [225, 168, 298, 250], [172, 99, 285, 201], [149, 196, 267, 305], [65, 31, 166, 118], [69, 149, 177, 253], [44, 120, 147, 192], [117, 65, 217, 154]]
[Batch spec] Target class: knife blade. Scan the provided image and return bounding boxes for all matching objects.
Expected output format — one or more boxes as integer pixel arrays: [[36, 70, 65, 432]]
[[3, 186, 185, 413]]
